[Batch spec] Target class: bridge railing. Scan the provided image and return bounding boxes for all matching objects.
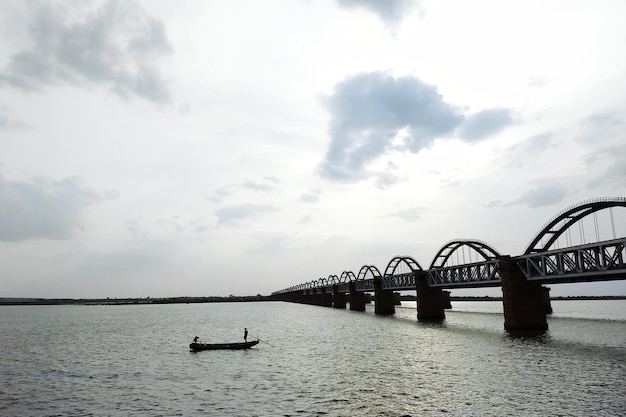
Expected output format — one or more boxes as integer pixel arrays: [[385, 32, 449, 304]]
[[426, 260, 501, 288], [354, 279, 374, 292], [515, 237, 626, 283], [380, 273, 416, 290], [336, 282, 349, 292]]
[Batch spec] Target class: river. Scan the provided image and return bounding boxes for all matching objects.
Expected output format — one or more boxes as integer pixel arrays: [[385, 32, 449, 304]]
[[1, 300, 624, 416]]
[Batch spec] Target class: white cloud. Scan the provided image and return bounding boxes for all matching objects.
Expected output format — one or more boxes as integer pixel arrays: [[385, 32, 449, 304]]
[[0, 174, 117, 241], [513, 185, 569, 208], [0, 0, 172, 103], [319, 71, 464, 182], [215, 204, 278, 227], [459, 108, 515, 141], [336, 0, 416, 24]]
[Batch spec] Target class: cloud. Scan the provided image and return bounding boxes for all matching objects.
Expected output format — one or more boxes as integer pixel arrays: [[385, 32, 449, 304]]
[[299, 214, 313, 224], [503, 132, 555, 167], [383, 207, 427, 222], [80, 242, 177, 278], [319, 71, 517, 184], [208, 186, 233, 204], [487, 184, 568, 208], [458, 108, 515, 141], [581, 111, 623, 129], [0, 174, 118, 241], [0, 0, 172, 103], [299, 189, 322, 203], [319, 71, 464, 182], [485, 200, 503, 208], [215, 204, 278, 226], [585, 143, 626, 188], [156, 217, 183, 233], [526, 76, 549, 87], [336, 0, 414, 24], [576, 110, 625, 188], [0, 105, 25, 130], [211, 177, 279, 202], [372, 161, 406, 189], [512, 184, 568, 208], [243, 177, 279, 192]]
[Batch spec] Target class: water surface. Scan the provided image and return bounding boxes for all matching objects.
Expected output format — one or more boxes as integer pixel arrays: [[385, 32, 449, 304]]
[[1, 301, 624, 416]]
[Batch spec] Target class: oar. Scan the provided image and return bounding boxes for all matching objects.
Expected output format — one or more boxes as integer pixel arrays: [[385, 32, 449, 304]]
[[250, 334, 274, 347]]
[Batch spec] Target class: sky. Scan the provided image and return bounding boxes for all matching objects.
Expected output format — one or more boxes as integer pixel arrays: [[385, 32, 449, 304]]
[[1, 0, 625, 298]]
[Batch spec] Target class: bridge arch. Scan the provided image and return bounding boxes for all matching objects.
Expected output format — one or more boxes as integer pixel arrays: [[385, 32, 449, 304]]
[[430, 239, 500, 269], [525, 197, 626, 254], [340, 271, 356, 282], [357, 265, 382, 280], [384, 256, 423, 276], [328, 274, 339, 284]]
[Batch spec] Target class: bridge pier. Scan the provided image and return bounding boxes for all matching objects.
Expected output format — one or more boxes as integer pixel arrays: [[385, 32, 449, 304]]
[[349, 282, 366, 311], [500, 256, 548, 331], [314, 289, 324, 306], [374, 278, 395, 315], [543, 286, 553, 314], [321, 290, 333, 307], [333, 285, 346, 309], [306, 289, 315, 305], [393, 292, 401, 305], [443, 290, 452, 309], [415, 270, 445, 321]]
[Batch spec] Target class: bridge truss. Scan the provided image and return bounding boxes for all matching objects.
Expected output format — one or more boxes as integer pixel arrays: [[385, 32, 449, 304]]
[[516, 237, 626, 283]]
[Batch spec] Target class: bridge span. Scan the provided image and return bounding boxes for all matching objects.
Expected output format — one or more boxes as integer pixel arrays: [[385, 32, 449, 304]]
[[272, 198, 626, 331]]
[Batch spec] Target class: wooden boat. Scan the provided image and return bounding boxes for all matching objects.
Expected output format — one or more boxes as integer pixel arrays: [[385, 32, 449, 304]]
[[189, 339, 259, 351]]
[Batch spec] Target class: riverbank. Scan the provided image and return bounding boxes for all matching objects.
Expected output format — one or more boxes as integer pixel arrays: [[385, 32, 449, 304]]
[[0, 294, 274, 306], [1, 294, 624, 306]]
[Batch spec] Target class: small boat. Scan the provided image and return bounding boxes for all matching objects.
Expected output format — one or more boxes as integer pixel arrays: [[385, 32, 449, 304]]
[[189, 339, 259, 351]]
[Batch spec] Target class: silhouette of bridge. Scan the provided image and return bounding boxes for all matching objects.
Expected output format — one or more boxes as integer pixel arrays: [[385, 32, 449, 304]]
[[272, 197, 626, 330]]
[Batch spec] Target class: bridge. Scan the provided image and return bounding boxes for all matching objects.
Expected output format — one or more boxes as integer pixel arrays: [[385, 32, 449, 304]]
[[272, 197, 626, 330]]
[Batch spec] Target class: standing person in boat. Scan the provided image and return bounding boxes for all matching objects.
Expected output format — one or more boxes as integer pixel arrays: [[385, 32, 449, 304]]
[[244, 328, 248, 342]]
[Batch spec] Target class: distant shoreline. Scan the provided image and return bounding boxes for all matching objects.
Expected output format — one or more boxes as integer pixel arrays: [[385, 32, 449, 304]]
[[0, 295, 275, 306], [0, 294, 624, 306]]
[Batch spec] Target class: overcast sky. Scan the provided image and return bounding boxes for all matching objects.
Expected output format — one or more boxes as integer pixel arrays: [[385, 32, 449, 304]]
[[1, 0, 625, 298]]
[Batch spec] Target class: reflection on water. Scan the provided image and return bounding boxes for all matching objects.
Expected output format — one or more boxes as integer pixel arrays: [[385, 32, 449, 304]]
[[1, 301, 624, 416]]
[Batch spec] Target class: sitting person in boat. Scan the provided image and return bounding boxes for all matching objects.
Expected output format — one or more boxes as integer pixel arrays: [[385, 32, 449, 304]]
[[193, 336, 199, 343]]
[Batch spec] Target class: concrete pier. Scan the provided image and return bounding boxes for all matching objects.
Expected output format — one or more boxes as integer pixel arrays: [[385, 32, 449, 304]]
[[332, 285, 347, 308], [393, 292, 401, 305], [321, 289, 333, 307], [349, 282, 366, 311], [415, 270, 445, 321], [442, 290, 452, 309], [373, 278, 395, 314], [543, 286, 553, 314], [500, 255, 548, 331]]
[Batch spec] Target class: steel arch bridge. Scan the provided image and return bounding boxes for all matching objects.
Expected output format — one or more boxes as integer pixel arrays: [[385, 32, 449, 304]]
[[426, 240, 502, 288], [430, 240, 500, 268], [271, 197, 626, 295], [379, 256, 423, 290], [524, 197, 626, 254]]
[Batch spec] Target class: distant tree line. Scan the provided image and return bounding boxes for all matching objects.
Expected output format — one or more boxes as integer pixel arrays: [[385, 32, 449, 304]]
[[0, 294, 275, 306], [1, 294, 623, 306]]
